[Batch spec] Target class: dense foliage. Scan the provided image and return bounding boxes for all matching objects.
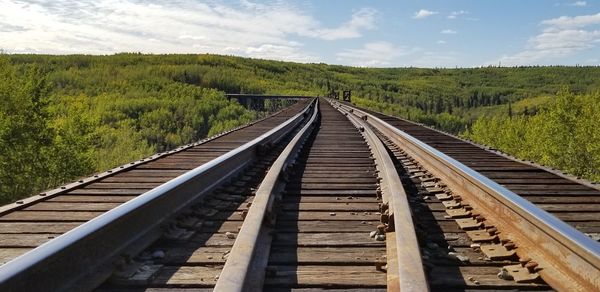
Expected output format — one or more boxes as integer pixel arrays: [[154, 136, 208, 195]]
[[2, 53, 599, 203], [0, 55, 257, 204], [465, 90, 600, 182], [15, 54, 600, 131]]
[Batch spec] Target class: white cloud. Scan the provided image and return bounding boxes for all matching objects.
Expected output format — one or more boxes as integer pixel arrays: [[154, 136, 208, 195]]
[[178, 35, 208, 41], [493, 12, 600, 65], [448, 10, 468, 19], [568, 1, 587, 7], [541, 12, 600, 28], [441, 29, 457, 34], [309, 8, 377, 40], [336, 41, 417, 66], [336, 42, 464, 67], [533, 29, 600, 51], [413, 9, 438, 19], [0, 0, 377, 62]]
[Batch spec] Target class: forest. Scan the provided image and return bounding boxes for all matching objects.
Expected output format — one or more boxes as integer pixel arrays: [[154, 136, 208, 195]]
[[0, 54, 258, 204], [1, 53, 599, 204]]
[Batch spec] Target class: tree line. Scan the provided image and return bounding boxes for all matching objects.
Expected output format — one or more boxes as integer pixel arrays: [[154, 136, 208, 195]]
[[2, 53, 600, 203]]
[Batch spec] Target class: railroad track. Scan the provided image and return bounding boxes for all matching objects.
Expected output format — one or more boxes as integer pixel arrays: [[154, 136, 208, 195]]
[[0, 96, 599, 291], [351, 103, 600, 235], [333, 99, 600, 291], [0, 98, 312, 289]]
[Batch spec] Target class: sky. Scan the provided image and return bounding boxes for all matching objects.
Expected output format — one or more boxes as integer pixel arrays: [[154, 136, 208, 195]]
[[1, 0, 599, 67]]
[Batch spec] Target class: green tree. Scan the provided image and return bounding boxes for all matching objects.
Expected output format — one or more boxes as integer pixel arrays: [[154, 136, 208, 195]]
[[466, 89, 600, 181], [0, 59, 53, 202]]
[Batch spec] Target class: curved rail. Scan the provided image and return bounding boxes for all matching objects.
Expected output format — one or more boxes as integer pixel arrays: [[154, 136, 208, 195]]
[[334, 100, 600, 291], [0, 99, 317, 292], [214, 100, 320, 291]]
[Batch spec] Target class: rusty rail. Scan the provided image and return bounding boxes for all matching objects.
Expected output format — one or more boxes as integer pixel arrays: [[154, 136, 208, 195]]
[[214, 100, 320, 291], [334, 100, 600, 291], [335, 102, 429, 291], [0, 99, 316, 292]]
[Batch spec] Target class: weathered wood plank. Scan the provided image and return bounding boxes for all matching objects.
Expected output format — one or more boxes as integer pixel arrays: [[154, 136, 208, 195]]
[[0, 211, 101, 221], [276, 220, 379, 232], [286, 183, 377, 190], [0, 234, 56, 247], [150, 266, 221, 286], [269, 247, 386, 264], [281, 202, 379, 211], [0, 222, 79, 234], [282, 196, 380, 203], [273, 233, 385, 247], [46, 195, 136, 203], [0, 248, 31, 265], [81, 182, 162, 189], [161, 246, 231, 265], [67, 189, 148, 195], [284, 190, 378, 196], [23, 202, 121, 212], [264, 265, 386, 287], [278, 211, 380, 221]]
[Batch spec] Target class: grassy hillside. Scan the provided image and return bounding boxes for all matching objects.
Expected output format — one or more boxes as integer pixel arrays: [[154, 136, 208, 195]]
[[2, 53, 599, 203]]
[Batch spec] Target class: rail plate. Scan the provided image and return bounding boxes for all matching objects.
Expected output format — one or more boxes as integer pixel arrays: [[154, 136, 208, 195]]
[[455, 218, 482, 230], [446, 208, 471, 218], [504, 264, 540, 283], [481, 244, 516, 260], [466, 230, 498, 242]]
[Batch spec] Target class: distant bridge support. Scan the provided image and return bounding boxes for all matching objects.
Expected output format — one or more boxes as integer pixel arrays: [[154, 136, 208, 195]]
[[226, 94, 313, 111]]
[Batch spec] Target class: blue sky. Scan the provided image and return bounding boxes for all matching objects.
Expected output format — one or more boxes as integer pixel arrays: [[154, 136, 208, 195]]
[[1, 0, 599, 67]]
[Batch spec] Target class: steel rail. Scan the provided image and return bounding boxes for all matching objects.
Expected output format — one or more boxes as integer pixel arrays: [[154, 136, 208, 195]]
[[350, 103, 600, 192], [214, 100, 320, 292], [335, 102, 429, 292], [0, 98, 309, 216], [0, 99, 317, 292], [334, 101, 600, 291]]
